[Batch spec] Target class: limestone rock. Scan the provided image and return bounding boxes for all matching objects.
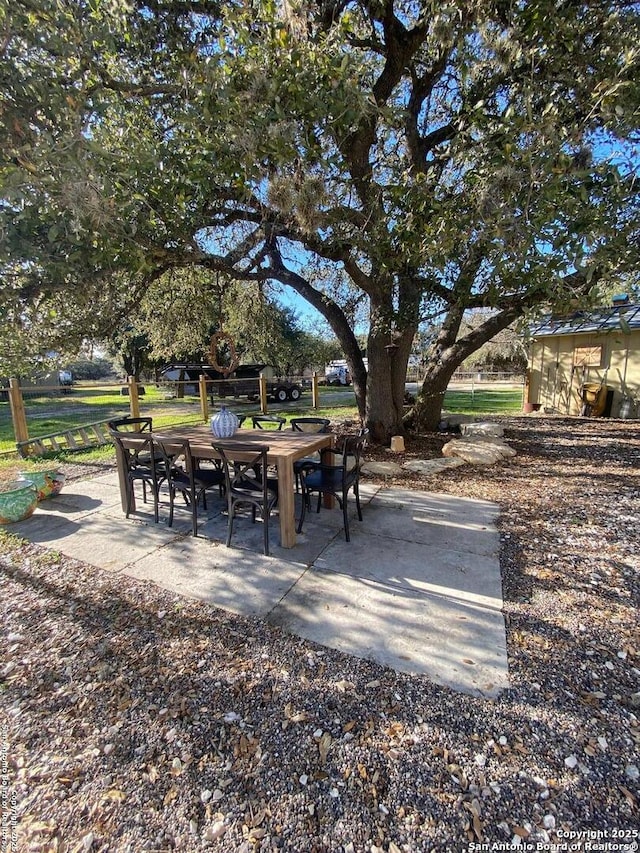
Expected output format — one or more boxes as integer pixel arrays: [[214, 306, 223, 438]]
[[361, 460, 403, 477], [442, 442, 502, 465], [473, 437, 516, 457], [453, 436, 516, 457], [441, 436, 515, 466], [403, 458, 467, 475], [460, 422, 505, 438], [438, 413, 475, 430]]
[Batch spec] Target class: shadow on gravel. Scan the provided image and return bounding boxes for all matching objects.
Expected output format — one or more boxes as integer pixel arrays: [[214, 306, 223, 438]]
[[2, 525, 637, 851]]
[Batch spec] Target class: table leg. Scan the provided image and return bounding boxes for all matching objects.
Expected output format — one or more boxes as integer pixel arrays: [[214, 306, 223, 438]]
[[114, 442, 133, 513], [276, 456, 296, 548]]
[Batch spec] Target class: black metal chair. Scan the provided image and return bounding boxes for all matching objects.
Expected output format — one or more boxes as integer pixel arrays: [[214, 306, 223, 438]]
[[297, 430, 369, 542], [107, 416, 153, 432], [108, 417, 154, 463], [291, 417, 331, 433], [251, 415, 285, 430], [109, 430, 163, 522], [152, 435, 225, 537], [291, 417, 331, 493], [250, 416, 285, 489], [212, 443, 278, 556]]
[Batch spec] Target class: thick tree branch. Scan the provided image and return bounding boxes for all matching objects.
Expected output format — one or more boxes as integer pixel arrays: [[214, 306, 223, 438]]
[[265, 238, 366, 381]]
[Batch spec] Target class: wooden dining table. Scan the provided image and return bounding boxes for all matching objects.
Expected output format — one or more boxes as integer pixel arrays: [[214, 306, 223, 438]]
[[116, 424, 334, 548]]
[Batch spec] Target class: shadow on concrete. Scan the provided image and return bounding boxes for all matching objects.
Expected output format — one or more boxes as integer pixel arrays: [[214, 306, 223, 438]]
[[9, 472, 509, 696]]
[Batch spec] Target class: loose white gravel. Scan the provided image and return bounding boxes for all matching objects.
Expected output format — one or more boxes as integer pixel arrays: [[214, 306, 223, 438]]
[[1, 416, 638, 852]]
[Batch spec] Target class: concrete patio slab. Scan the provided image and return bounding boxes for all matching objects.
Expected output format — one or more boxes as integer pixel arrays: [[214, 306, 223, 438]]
[[124, 539, 307, 618], [267, 488, 507, 696], [313, 536, 502, 603], [267, 567, 507, 696], [356, 503, 500, 557], [370, 487, 499, 525], [9, 476, 509, 697], [11, 512, 185, 571]]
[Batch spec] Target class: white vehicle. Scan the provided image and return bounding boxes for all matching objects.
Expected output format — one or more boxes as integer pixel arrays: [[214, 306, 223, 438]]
[[325, 361, 351, 386]]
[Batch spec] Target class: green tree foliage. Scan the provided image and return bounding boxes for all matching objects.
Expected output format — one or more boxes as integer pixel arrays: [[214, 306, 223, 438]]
[[60, 357, 114, 381], [136, 268, 227, 364], [101, 268, 337, 378], [458, 314, 528, 372], [1, 0, 638, 440]]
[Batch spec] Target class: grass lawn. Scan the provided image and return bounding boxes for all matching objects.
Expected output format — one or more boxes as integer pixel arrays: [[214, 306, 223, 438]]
[[0, 385, 203, 454], [442, 388, 524, 415]]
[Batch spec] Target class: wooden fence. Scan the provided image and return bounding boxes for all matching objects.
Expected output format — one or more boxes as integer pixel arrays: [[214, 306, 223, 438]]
[[6, 374, 322, 457]]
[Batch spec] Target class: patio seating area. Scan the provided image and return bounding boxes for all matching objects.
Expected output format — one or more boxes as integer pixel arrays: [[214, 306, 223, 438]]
[[9, 468, 509, 697]]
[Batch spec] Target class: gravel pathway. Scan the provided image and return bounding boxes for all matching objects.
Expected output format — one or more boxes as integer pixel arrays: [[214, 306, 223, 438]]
[[1, 416, 638, 852]]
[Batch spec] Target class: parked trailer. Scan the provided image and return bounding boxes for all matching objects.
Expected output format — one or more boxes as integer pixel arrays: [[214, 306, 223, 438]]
[[219, 374, 303, 403], [159, 363, 304, 402]]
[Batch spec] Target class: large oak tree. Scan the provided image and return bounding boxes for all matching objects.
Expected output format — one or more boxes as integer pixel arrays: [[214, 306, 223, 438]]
[[1, 0, 638, 440]]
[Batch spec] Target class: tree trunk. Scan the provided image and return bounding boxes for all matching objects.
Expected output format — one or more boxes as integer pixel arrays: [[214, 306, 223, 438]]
[[409, 359, 459, 432], [364, 306, 415, 445], [406, 303, 525, 432], [340, 333, 366, 421]]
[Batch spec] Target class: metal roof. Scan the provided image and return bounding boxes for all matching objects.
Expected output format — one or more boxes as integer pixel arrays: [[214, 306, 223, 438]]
[[529, 303, 640, 338]]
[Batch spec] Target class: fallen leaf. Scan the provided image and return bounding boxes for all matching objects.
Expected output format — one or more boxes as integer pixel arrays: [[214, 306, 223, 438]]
[[163, 786, 178, 806], [290, 711, 311, 723], [284, 702, 311, 723], [251, 809, 266, 827], [473, 814, 483, 841], [101, 789, 126, 803], [247, 827, 266, 842], [319, 732, 332, 764], [619, 785, 636, 806]]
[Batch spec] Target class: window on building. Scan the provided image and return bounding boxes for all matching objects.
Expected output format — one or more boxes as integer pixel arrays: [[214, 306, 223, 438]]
[[573, 345, 603, 367]]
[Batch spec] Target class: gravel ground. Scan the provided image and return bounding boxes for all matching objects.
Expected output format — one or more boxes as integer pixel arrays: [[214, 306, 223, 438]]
[[1, 416, 639, 853]]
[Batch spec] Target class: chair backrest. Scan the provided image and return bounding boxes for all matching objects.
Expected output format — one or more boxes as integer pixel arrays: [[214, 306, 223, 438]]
[[108, 416, 153, 433], [338, 429, 369, 474], [291, 417, 331, 434], [152, 435, 195, 485], [109, 430, 155, 473], [212, 443, 271, 496], [252, 416, 285, 430]]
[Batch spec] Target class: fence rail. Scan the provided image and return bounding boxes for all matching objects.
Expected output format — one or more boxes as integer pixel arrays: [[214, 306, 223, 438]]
[[450, 371, 526, 383], [3, 371, 527, 457], [405, 368, 525, 385], [3, 374, 323, 457]]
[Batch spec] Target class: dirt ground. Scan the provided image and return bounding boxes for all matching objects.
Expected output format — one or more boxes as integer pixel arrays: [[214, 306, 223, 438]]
[[1, 415, 638, 852]]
